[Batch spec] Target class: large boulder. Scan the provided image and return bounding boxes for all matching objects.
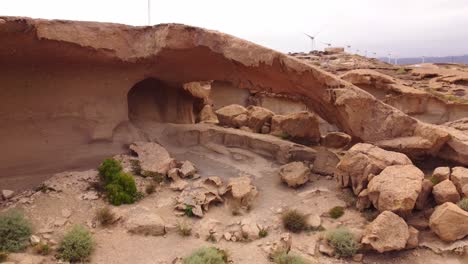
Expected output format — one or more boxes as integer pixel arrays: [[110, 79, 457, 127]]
[[125, 208, 167, 236], [336, 143, 413, 195], [279, 161, 310, 188], [321, 132, 352, 149], [225, 176, 258, 210], [367, 165, 424, 214], [362, 211, 409, 253], [432, 167, 450, 183], [432, 180, 460, 205], [451, 166, 468, 197], [270, 111, 321, 143], [130, 142, 176, 176], [215, 104, 247, 127], [429, 202, 468, 241], [312, 147, 341, 176], [246, 106, 274, 132]]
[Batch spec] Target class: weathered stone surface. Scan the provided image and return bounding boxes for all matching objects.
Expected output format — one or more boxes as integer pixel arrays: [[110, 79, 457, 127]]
[[429, 202, 468, 241], [415, 179, 434, 210], [406, 226, 420, 249], [321, 132, 351, 148], [432, 180, 460, 205], [367, 165, 424, 214], [312, 147, 340, 176], [215, 104, 247, 127], [362, 211, 409, 253], [356, 189, 371, 211], [279, 162, 310, 188], [432, 167, 450, 183], [246, 106, 274, 133], [130, 142, 176, 176], [270, 112, 321, 143], [1, 190, 14, 200], [451, 166, 468, 196], [336, 143, 413, 195], [226, 175, 258, 208], [233, 114, 249, 128], [126, 209, 166, 236], [179, 160, 197, 178], [199, 104, 219, 124]]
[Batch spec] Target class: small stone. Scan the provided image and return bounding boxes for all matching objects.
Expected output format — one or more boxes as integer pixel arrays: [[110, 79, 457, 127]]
[[30, 235, 41, 245], [61, 209, 72, 218], [352, 253, 364, 262], [319, 243, 335, 256], [1, 190, 14, 200], [224, 232, 232, 241], [54, 218, 68, 227], [307, 215, 321, 229]]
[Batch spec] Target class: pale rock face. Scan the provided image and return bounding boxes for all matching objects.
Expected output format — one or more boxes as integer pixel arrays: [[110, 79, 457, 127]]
[[279, 161, 311, 188], [451, 166, 468, 196], [270, 112, 321, 143], [429, 202, 468, 241], [321, 132, 352, 148], [335, 143, 412, 195], [415, 179, 434, 210], [361, 211, 409, 253], [215, 104, 247, 127], [129, 142, 176, 176], [432, 167, 450, 182], [367, 165, 424, 214], [199, 104, 219, 124], [432, 180, 461, 205]]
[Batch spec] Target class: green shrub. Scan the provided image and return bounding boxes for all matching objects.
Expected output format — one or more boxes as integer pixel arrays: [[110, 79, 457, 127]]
[[259, 227, 268, 238], [282, 210, 307, 233], [458, 198, 468, 211], [98, 158, 123, 184], [105, 172, 138, 206], [272, 251, 307, 264], [183, 247, 228, 264], [95, 207, 115, 227], [58, 225, 94, 263], [33, 243, 50, 255], [0, 210, 32, 252], [184, 205, 194, 217], [326, 227, 359, 257], [177, 221, 192, 237], [329, 206, 345, 219]]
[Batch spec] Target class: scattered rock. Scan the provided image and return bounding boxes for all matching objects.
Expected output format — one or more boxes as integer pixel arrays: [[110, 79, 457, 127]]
[[451, 166, 468, 196], [215, 104, 247, 127], [432, 180, 460, 204], [129, 141, 176, 176], [170, 180, 189, 191], [321, 132, 352, 148], [279, 161, 310, 188], [352, 253, 364, 262], [265, 233, 292, 259], [362, 211, 410, 253], [30, 235, 41, 245], [246, 106, 274, 132], [240, 218, 260, 241], [1, 190, 14, 200], [179, 161, 197, 178], [429, 202, 468, 241], [367, 165, 424, 214], [432, 167, 450, 182], [307, 214, 321, 229], [225, 175, 258, 209], [270, 111, 321, 143]]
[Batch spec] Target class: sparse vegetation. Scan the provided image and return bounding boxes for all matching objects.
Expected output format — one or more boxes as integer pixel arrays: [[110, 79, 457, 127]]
[[95, 207, 116, 227], [326, 227, 359, 257], [177, 221, 192, 237], [206, 233, 217, 243], [395, 68, 407, 74], [457, 198, 468, 211], [98, 158, 139, 206], [142, 171, 165, 183], [0, 210, 32, 252], [258, 227, 268, 238], [58, 225, 94, 263], [338, 189, 356, 207], [329, 206, 345, 219], [33, 243, 50, 255], [429, 175, 440, 185], [129, 159, 141, 175], [98, 158, 123, 183], [183, 247, 228, 264], [184, 205, 194, 217], [282, 209, 308, 233], [145, 183, 156, 194], [271, 251, 307, 264]]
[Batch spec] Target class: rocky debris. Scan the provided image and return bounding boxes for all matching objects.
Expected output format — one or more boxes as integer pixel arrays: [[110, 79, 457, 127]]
[[321, 132, 351, 148], [1, 189, 14, 200], [168, 168, 181, 181], [262, 233, 292, 259], [279, 162, 311, 188], [429, 202, 468, 241], [220, 218, 263, 242], [367, 165, 424, 214], [362, 211, 410, 253], [179, 161, 197, 178], [432, 167, 450, 183], [270, 111, 321, 143], [246, 106, 274, 133], [312, 147, 340, 176], [419, 231, 468, 255], [406, 226, 420, 249], [175, 177, 225, 217], [80, 191, 99, 200], [336, 143, 412, 195], [30, 235, 41, 246], [225, 176, 258, 210], [129, 142, 176, 176], [415, 179, 434, 210], [215, 104, 247, 127], [194, 218, 223, 242], [451, 166, 468, 196], [125, 207, 167, 236], [169, 180, 189, 191], [199, 104, 219, 124], [318, 243, 335, 256], [432, 180, 460, 204]]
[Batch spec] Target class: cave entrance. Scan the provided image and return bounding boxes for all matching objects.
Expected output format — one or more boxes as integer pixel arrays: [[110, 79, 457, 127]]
[[127, 78, 196, 124]]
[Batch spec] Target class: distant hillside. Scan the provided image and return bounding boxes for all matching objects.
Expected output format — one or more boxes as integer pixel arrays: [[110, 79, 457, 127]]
[[378, 55, 468, 65]]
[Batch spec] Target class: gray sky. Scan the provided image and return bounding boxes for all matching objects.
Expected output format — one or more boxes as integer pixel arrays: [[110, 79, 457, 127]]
[[2, 0, 468, 57]]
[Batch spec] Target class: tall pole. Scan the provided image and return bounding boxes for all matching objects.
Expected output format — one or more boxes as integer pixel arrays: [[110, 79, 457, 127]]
[[148, 0, 151, 25]]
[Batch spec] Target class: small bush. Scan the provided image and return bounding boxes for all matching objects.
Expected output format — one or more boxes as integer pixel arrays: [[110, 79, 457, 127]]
[[95, 207, 115, 227], [362, 208, 379, 222], [272, 251, 307, 264], [184, 205, 194, 217], [145, 183, 156, 195], [105, 172, 138, 206], [458, 198, 468, 211], [282, 210, 307, 233], [259, 227, 268, 238], [177, 221, 192, 237], [183, 247, 228, 264], [58, 225, 94, 263], [0, 210, 32, 252], [0, 251, 8, 262], [329, 206, 345, 219], [429, 175, 440, 185], [98, 158, 123, 184], [33, 243, 50, 255], [326, 227, 359, 257]]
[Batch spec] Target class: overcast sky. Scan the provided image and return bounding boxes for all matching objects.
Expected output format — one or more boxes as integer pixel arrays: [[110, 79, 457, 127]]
[[2, 0, 468, 57]]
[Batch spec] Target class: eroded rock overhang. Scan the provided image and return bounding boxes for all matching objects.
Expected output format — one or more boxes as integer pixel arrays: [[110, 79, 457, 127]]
[[0, 16, 466, 165]]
